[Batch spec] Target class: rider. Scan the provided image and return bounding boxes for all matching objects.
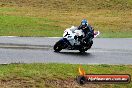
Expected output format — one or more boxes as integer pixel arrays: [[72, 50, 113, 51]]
[[78, 19, 94, 43]]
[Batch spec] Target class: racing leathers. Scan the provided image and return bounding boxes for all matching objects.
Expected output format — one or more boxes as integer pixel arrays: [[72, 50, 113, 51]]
[[78, 24, 94, 44]]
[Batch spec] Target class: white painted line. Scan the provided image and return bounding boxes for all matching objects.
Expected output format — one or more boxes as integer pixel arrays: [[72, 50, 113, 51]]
[[0, 36, 18, 37], [45, 37, 61, 38]]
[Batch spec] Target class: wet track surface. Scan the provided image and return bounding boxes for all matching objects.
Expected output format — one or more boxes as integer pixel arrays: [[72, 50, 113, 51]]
[[0, 37, 132, 64]]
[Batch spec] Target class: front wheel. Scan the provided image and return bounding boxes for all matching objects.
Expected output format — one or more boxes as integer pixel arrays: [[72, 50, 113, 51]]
[[54, 41, 62, 52]]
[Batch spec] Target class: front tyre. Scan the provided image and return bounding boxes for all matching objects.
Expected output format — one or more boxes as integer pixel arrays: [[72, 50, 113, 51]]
[[54, 41, 62, 52]]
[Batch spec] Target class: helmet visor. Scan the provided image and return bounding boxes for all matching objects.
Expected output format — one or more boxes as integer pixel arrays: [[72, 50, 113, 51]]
[[81, 22, 86, 29], [81, 22, 85, 26]]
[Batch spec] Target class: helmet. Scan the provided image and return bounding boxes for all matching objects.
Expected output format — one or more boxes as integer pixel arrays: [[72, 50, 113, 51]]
[[81, 19, 88, 29]]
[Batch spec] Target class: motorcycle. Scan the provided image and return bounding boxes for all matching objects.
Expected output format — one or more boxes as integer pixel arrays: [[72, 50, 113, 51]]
[[53, 26, 100, 53]]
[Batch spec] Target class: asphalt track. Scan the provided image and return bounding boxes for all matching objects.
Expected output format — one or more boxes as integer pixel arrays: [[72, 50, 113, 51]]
[[0, 37, 132, 64]]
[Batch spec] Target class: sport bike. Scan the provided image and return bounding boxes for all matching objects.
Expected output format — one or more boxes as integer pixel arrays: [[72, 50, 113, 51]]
[[54, 26, 100, 53]]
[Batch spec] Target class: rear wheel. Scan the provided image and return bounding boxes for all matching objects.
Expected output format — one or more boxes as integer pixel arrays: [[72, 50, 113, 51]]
[[79, 47, 86, 53], [79, 40, 93, 52], [87, 40, 93, 49], [54, 41, 62, 52]]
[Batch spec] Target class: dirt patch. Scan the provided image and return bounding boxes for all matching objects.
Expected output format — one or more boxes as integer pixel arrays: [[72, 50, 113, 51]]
[[0, 76, 36, 88], [0, 0, 70, 10], [44, 77, 99, 88], [0, 76, 100, 88]]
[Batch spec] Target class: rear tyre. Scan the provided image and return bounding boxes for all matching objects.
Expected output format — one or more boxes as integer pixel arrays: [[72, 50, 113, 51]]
[[79, 47, 86, 53], [87, 40, 93, 49], [79, 40, 93, 52], [54, 41, 62, 52]]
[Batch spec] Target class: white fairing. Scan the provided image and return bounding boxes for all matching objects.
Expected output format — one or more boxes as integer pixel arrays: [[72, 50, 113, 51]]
[[63, 26, 84, 46], [63, 26, 100, 46]]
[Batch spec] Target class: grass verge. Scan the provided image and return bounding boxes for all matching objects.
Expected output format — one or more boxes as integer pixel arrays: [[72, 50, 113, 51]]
[[0, 63, 131, 88], [0, 0, 131, 37]]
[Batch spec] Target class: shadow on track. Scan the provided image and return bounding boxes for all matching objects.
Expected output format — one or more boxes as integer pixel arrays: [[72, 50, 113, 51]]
[[54, 51, 92, 57]]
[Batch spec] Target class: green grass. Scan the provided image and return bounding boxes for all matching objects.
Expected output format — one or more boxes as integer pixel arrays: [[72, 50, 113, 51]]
[[101, 32, 132, 38], [0, 0, 131, 37], [0, 15, 64, 36], [0, 63, 131, 87], [0, 8, 16, 12]]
